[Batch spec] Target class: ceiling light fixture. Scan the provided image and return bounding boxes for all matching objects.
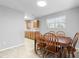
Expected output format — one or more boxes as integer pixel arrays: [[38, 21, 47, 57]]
[[37, 0, 47, 7], [24, 16, 28, 19]]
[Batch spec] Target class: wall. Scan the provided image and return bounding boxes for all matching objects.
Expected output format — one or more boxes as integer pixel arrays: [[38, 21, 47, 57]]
[[39, 7, 79, 48], [0, 5, 24, 50]]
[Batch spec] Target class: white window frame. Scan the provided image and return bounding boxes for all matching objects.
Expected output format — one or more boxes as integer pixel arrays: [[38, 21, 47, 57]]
[[47, 16, 66, 29]]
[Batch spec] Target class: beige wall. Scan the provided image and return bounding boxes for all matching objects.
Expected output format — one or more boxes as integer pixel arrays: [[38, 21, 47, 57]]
[[0, 5, 24, 50]]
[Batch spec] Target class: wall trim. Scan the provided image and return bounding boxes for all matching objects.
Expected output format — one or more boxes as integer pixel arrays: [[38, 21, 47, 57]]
[[0, 43, 24, 52]]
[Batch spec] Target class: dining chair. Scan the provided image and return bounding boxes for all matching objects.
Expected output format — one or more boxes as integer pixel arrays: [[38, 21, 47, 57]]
[[56, 31, 65, 37], [67, 32, 79, 58], [48, 31, 55, 34], [43, 32, 62, 58], [34, 32, 46, 57]]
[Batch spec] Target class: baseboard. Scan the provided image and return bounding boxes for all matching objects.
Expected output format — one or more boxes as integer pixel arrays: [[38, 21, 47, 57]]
[[0, 43, 24, 52]]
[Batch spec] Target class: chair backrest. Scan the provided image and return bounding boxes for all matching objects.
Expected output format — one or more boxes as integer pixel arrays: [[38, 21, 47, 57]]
[[35, 32, 41, 39], [44, 32, 60, 52], [35, 32, 44, 43], [44, 32, 57, 43], [72, 32, 79, 48], [48, 31, 55, 34], [56, 31, 65, 37]]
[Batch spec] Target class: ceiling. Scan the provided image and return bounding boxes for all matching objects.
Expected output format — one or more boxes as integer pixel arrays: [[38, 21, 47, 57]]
[[0, 0, 79, 17]]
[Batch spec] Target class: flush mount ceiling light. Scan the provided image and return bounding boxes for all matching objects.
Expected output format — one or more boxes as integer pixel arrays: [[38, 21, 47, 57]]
[[24, 16, 28, 19], [37, 0, 47, 7]]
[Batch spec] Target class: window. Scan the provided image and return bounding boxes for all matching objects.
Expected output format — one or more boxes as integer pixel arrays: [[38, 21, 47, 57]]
[[47, 16, 66, 29]]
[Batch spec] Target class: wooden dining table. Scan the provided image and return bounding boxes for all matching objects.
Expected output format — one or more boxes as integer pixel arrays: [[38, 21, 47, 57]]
[[34, 35, 73, 57], [56, 36, 72, 47], [55, 36, 73, 57]]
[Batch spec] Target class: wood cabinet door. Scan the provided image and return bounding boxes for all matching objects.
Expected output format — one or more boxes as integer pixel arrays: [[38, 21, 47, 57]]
[[33, 20, 39, 28]]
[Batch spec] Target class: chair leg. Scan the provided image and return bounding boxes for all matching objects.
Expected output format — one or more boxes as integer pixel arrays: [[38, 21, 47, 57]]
[[34, 40, 37, 54], [68, 51, 70, 58], [40, 48, 45, 58], [42, 48, 46, 58], [59, 52, 61, 58], [54, 54, 57, 58], [72, 52, 75, 58], [62, 48, 67, 58], [43, 51, 49, 58]]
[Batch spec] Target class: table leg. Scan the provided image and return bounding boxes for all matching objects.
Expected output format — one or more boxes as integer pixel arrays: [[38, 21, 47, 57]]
[[63, 48, 67, 58], [34, 39, 37, 54], [60, 47, 63, 58]]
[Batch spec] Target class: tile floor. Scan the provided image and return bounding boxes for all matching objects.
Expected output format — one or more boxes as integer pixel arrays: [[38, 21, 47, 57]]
[[0, 38, 79, 58], [0, 38, 38, 58]]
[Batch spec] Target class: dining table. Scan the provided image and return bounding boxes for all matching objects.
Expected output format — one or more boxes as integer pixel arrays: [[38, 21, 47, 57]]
[[56, 36, 73, 57], [56, 36, 72, 47], [34, 35, 73, 57]]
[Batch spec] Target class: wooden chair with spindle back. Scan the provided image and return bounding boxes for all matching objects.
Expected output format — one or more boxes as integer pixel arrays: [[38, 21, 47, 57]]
[[48, 31, 55, 34], [67, 32, 79, 58], [43, 32, 62, 58], [34, 32, 46, 57], [56, 31, 65, 37]]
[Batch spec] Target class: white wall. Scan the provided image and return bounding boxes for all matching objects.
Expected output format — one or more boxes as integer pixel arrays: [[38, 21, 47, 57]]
[[39, 7, 79, 48], [0, 5, 24, 50]]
